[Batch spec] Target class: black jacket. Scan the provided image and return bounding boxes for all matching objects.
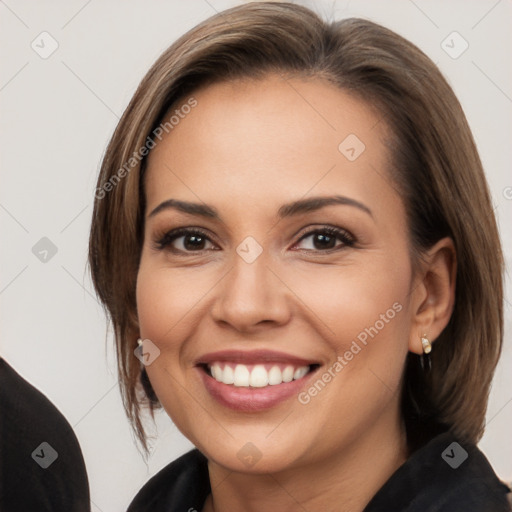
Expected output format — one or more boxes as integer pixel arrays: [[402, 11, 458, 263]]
[[128, 431, 511, 511], [0, 358, 91, 512]]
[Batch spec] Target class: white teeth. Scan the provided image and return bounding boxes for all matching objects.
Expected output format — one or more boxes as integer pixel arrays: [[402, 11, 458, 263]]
[[209, 363, 310, 387], [293, 367, 309, 380], [233, 364, 250, 387], [211, 364, 222, 381], [282, 366, 294, 383], [249, 365, 269, 387], [223, 365, 235, 385], [268, 366, 282, 385]]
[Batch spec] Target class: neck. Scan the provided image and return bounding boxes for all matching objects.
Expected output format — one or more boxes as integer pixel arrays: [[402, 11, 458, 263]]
[[203, 409, 408, 512]]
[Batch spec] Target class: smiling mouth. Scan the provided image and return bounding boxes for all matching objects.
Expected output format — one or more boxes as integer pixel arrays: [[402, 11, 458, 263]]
[[200, 362, 320, 388]]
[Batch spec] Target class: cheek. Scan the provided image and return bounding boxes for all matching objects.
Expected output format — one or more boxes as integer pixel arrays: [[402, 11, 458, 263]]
[[135, 260, 212, 433], [136, 259, 214, 348], [290, 264, 411, 430], [286, 254, 412, 390], [289, 253, 410, 339], [136, 266, 172, 346]]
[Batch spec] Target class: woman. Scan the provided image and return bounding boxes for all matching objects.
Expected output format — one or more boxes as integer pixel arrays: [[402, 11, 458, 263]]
[[88, 3, 511, 511]]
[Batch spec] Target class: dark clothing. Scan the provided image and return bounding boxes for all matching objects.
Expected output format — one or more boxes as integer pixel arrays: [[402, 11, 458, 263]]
[[0, 358, 91, 511], [128, 431, 511, 511]]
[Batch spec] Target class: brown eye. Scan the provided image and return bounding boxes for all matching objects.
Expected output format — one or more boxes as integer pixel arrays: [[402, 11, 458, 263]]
[[156, 228, 216, 253], [294, 227, 354, 252]]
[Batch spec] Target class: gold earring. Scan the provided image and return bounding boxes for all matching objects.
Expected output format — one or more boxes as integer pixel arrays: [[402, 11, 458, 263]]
[[421, 335, 432, 354]]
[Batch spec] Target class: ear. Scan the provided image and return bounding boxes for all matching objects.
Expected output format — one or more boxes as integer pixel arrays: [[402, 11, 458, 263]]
[[408, 237, 456, 355]]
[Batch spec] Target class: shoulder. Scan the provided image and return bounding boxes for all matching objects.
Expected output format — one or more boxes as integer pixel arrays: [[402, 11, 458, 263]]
[[365, 431, 511, 512], [127, 449, 210, 512], [0, 358, 91, 511]]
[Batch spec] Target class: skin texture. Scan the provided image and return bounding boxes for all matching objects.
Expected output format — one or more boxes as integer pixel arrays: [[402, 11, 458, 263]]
[[136, 76, 456, 512]]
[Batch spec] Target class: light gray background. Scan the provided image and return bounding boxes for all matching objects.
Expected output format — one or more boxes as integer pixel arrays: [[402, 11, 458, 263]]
[[1, 1, 511, 510]]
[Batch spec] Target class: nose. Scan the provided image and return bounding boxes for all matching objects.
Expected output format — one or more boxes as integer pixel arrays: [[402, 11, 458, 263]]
[[210, 252, 291, 333]]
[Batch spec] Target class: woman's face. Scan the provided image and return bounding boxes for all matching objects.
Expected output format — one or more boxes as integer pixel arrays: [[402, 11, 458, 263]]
[[137, 76, 418, 472]]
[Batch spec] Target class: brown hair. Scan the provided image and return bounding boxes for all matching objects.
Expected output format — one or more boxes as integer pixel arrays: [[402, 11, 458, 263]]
[[88, 2, 504, 452]]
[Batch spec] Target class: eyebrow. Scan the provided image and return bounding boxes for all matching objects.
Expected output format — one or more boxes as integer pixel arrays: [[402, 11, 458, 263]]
[[148, 195, 372, 220]]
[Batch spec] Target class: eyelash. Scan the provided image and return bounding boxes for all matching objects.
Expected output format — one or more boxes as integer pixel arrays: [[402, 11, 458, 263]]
[[153, 226, 355, 255]]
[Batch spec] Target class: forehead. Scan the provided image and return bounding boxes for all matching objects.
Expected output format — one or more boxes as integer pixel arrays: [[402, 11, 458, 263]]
[[144, 75, 397, 221]]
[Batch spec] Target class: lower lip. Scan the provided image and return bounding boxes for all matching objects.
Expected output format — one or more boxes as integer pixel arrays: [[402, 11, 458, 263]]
[[198, 366, 317, 412]]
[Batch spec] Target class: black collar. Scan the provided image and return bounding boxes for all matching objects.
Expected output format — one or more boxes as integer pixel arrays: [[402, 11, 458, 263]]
[[128, 431, 510, 511]]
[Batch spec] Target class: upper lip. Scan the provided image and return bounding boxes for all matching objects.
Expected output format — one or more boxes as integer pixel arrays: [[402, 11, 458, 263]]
[[195, 349, 319, 366]]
